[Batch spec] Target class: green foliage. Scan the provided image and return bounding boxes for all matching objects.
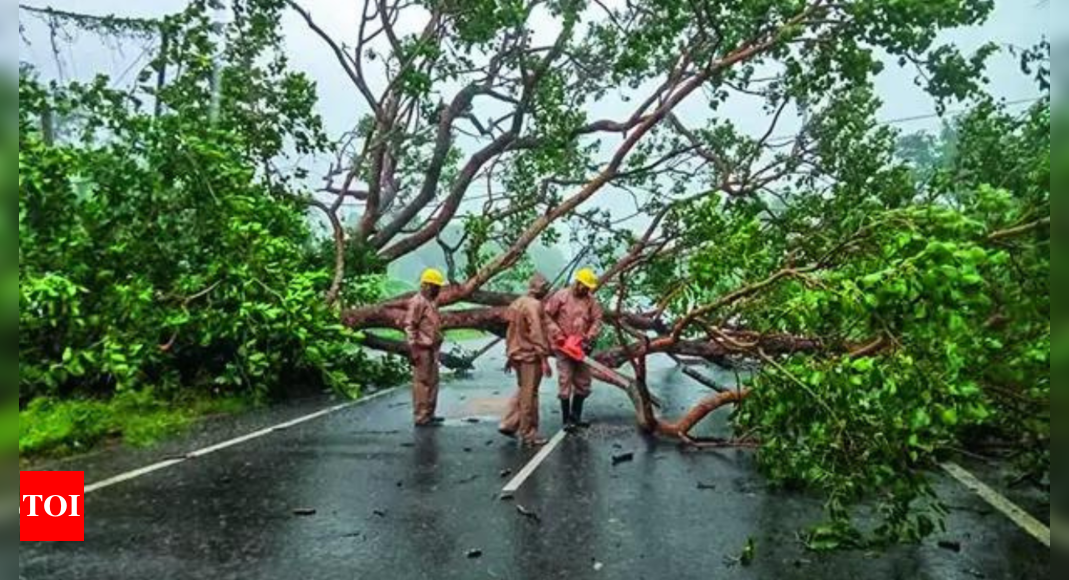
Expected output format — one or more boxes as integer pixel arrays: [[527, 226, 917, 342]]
[[671, 96, 1050, 549], [18, 1, 403, 457]]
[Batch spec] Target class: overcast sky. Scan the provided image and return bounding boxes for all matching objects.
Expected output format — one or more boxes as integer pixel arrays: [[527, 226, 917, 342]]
[[17, 0, 1051, 257]]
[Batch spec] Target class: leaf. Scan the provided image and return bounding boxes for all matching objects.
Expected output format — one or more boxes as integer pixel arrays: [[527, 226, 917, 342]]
[[740, 538, 757, 566], [911, 409, 932, 430]]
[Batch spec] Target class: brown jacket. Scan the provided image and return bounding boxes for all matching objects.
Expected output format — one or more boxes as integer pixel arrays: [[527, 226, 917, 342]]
[[506, 295, 551, 363], [545, 288, 603, 343], [404, 293, 442, 350]]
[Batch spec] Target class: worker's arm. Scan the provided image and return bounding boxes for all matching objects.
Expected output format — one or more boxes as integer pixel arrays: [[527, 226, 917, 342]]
[[543, 291, 564, 344], [404, 298, 425, 348], [528, 302, 553, 378], [585, 299, 604, 347]]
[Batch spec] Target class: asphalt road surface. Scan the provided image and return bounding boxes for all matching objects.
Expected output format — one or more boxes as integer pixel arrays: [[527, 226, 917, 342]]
[[19, 353, 1049, 580]]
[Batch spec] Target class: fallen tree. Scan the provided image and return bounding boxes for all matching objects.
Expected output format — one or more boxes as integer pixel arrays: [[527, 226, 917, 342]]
[[288, 0, 1048, 549]]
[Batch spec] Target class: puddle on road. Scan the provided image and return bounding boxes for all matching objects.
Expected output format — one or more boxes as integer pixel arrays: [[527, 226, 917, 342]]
[[456, 395, 511, 417]]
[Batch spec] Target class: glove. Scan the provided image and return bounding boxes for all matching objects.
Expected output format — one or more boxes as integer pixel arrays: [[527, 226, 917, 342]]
[[504, 359, 514, 374], [542, 359, 553, 378]]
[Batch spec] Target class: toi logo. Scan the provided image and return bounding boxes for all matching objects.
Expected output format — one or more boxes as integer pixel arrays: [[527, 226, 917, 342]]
[[20, 471, 85, 542]]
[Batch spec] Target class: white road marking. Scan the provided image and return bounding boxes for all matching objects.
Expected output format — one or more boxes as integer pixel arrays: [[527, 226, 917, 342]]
[[942, 462, 1050, 548], [83, 388, 400, 495], [500, 430, 568, 498]]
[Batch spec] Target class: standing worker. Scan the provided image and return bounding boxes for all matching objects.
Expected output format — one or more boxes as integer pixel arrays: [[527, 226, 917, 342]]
[[545, 268, 603, 431], [499, 273, 554, 446], [406, 268, 446, 427]]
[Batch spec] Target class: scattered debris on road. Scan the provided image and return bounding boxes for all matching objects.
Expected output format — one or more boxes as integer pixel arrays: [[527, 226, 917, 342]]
[[740, 538, 757, 566], [938, 540, 963, 553], [373, 510, 388, 518], [499, 469, 513, 478], [593, 561, 604, 572], [456, 475, 479, 485], [516, 504, 541, 523], [697, 482, 717, 490], [725, 538, 757, 568], [292, 508, 317, 517], [465, 418, 480, 424], [611, 452, 634, 466], [467, 549, 483, 559]]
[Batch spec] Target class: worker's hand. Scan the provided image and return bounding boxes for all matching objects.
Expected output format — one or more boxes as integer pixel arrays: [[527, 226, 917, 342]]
[[542, 359, 553, 378], [504, 360, 514, 374], [582, 339, 595, 355]]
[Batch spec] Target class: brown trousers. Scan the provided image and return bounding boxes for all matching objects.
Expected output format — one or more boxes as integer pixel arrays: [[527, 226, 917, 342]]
[[499, 361, 544, 443], [411, 347, 440, 424], [556, 357, 592, 400]]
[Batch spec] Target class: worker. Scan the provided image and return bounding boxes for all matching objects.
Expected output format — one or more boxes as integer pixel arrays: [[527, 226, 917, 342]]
[[499, 273, 554, 446], [545, 268, 603, 431], [405, 268, 446, 427]]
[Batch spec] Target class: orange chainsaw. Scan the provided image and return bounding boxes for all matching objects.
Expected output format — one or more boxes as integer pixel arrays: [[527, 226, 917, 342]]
[[554, 336, 660, 409], [556, 335, 588, 362]]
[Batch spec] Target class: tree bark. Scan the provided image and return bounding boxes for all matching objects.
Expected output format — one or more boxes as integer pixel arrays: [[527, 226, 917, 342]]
[[361, 333, 474, 371]]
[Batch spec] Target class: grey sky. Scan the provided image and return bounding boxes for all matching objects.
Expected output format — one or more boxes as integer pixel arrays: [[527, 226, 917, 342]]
[[18, 0, 1050, 259]]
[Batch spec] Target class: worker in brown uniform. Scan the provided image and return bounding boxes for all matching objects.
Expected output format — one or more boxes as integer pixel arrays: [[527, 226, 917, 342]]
[[405, 268, 446, 427], [498, 273, 554, 446], [545, 268, 603, 431]]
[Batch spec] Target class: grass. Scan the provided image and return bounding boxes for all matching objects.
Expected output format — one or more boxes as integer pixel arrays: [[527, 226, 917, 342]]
[[19, 389, 251, 461], [370, 328, 489, 342]]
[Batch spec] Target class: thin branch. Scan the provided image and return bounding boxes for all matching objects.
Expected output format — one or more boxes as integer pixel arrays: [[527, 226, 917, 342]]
[[988, 217, 1050, 242], [286, 0, 379, 116], [306, 198, 346, 305]]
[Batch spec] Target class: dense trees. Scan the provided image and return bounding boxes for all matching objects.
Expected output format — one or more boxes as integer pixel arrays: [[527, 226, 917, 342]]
[[18, 1, 405, 454]]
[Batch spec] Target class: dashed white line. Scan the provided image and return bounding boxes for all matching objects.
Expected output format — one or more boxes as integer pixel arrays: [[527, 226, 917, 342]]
[[83, 388, 400, 495], [500, 430, 568, 498], [942, 462, 1050, 548]]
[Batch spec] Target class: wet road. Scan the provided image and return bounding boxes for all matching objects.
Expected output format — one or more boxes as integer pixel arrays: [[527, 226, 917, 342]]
[[19, 354, 1049, 579]]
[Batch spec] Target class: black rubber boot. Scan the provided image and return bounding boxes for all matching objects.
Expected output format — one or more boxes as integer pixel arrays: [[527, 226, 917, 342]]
[[572, 396, 590, 429], [561, 398, 576, 432]]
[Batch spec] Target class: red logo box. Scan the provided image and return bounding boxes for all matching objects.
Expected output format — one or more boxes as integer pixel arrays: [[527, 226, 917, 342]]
[[20, 471, 85, 542]]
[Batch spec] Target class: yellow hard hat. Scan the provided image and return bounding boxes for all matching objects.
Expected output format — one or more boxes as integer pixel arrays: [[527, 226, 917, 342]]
[[420, 268, 446, 287], [575, 268, 598, 290]]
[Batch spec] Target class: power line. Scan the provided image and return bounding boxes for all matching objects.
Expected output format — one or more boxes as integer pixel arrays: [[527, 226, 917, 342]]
[[768, 97, 1044, 146]]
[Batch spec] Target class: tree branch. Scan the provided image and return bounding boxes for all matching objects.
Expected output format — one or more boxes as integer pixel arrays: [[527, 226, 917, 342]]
[[286, 0, 380, 116]]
